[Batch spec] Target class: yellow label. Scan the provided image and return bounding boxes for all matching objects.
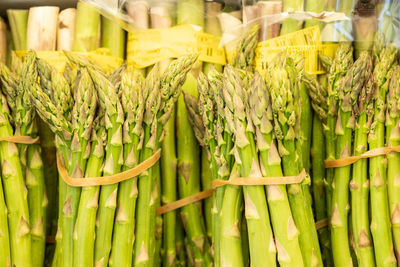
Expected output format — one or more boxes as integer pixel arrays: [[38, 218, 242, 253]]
[[127, 24, 226, 69], [255, 44, 339, 75], [257, 25, 322, 48], [15, 49, 123, 73]]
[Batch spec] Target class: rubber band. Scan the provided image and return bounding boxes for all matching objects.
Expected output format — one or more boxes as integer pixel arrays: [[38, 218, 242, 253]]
[[0, 136, 40, 144], [156, 169, 307, 215], [315, 218, 329, 230], [57, 149, 161, 187], [156, 189, 214, 215], [324, 145, 400, 168]]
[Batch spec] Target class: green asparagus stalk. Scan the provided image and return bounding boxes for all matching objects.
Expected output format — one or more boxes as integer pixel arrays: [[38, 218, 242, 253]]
[[0, 99, 11, 267], [74, 113, 106, 267], [223, 65, 276, 267], [176, 1, 213, 264], [202, 1, 224, 247], [73, 1, 100, 52], [1, 58, 47, 266], [280, 0, 304, 35], [386, 66, 400, 264], [176, 212, 187, 267], [375, 45, 399, 264], [149, 6, 175, 265], [31, 54, 73, 267], [303, 72, 333, 266], [208, 68, 234, 267], [269, 55, 322, 267], [80, 66, 123, 266], [331, 51, 372, 267], [60, 68, 97, 267], [350, 52, 376, 267], [0, 58, 33, 267], [324, 43, 353, 222], [134, 55, 198, 267], [250, 71, 304, 267], [110, 69, 144, 267], [33, 54, 97, 267], [101, 17, 125, 58], [6, 9, 28, 50]]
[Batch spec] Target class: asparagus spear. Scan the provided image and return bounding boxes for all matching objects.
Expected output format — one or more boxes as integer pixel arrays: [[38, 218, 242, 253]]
[[331, 51, 372, 267], [149, 6, 175, 264], [387, 66, 400, 264], [203, 1, 224, 246], [350, 52, 376, 267], [1, 57, 47, 267], [374, 45, 399, 264], [223, 65, 277, 267], [303, 73, 333, 266], [0, 57, 33, 267], [80, 66, 123, 267], [176, 1, 213, 264], [134, 55, 198, 267], [324, 43, 353, 223], [31, 54, 74, 267], [33, 55, 97, 267], [0, 97, 11, 267], [269, 55, 322, 267], [110, 69, 144, 267], [250, 72, 304, 267], [74, 113, 106, 267]]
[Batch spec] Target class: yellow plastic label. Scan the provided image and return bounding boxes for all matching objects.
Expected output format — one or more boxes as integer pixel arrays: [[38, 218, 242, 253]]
[[255, 43, 339, 75], [127, 24, 226, 69], [254, 26, 338, 74], [15, 48, 123, 73], [257, 25, 322, 48]]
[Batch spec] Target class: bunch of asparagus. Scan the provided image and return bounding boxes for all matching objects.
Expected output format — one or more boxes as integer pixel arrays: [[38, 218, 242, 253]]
[[14, 50, 196, 267], [0, 55, 47, 267]]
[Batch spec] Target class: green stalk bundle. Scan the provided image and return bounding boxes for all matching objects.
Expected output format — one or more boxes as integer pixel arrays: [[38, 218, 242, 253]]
[[349, 52, 376, 267], [110, 69, 144, 267], [203, 1, 224, 246], [303, 72, 333, 266], [74, 114, 106, 267], [32, 53, 96, 267], [324, 42, 353, 225], [88, 66, 124, 266], [330, 51, 371, 267], [387, 66, 400, 264], [176, 1, 213, 265], [2, 57, 47, 266], [134, 55, 198, 267], [374, 45, 399, 263], [269, 55, 322, 267], [251, 72, 303, 267], [224, 66, 276, 267]]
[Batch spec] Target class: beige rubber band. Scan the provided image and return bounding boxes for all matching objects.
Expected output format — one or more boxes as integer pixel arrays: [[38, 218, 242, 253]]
[[0, 136, 40, 144], [315, 218, 329, 230], [324, 145, 400, 168], [156, 189, 214, 215], [156, 169, 307, 215], [57, 149, 161, 187]]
